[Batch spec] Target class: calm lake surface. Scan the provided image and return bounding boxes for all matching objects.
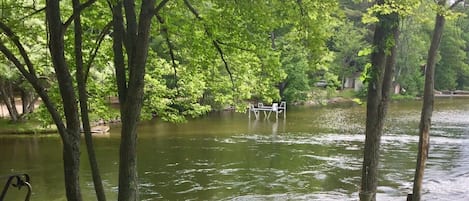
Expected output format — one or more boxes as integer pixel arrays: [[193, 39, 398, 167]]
[[1, 97, 469, 200]]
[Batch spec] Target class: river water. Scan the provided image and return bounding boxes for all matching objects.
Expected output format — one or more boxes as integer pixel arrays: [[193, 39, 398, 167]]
[[0, 97, 468, 200]]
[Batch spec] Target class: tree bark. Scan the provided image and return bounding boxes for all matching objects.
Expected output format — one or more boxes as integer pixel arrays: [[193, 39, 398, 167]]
[[0, 80, 19, 121], [411, 2, 446, 200], [20, 89, 35, 115], [46, 0, 83, 200], [72, 0, 107, 200], [359, 1, 399, 200], [111, 0, 159, 200]]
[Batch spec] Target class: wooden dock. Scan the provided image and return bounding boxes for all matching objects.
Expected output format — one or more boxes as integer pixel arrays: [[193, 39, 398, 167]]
[[248, 101, 286, 119]]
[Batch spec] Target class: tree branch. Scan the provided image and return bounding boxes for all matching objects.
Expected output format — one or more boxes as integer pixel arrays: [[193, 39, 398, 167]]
[[183, 0, 202, 20], [212, 40, 235, 88], [123, 0, 137, 68], [84, 21, 112, 82], [449, 0, 464, 9], [63, 0, 97, 29], [183, 0, 235, 90], [0, 42, 66, 138], [296, 0, 306, 16], [216, 40, 256, 52], [0, 43, 33, 87], [154, 0, 170, 14], [156, 14, 179, 93], [19, 6, 46, 21], [0, 21, 38, 78], [110, 0, 128, 104]]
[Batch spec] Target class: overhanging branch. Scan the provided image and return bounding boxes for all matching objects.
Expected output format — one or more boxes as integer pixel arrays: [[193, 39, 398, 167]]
[[84, 21, 112, 82], [0, 41, 67, 139], [156, 13, 179, 93], [63, 0, 97, 29], [449, 0, 464, 9], [212, 40, 234, 88], [154, 0, 170, 14], [183, 0, 235, 90], [19, 6, 46, 21], [0, 21, 38, 78]]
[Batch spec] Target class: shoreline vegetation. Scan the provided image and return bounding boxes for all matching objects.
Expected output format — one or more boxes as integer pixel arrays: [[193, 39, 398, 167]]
[[1, 89, 468, 135]]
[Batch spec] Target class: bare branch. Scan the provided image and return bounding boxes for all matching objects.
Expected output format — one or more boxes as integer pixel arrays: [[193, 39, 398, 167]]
[[0, 41, 66, 138], [183, 0, 202, 20], [110, 0, 128, 104], [0, 42, 33, 80], [84, 21, 112, 82], [0, 21, 38, 78], [449, 0, 464, 9], [183, 0, 235, 90], [212, 40, 235, 88], [63, 0, 97, 29], [154, 0, 170, 14], [156, 14, 179, 93], [19, 6, 46, 21]]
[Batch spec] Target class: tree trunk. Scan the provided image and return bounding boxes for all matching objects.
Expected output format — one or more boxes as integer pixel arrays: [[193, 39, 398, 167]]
[[46, 0, 83, 200], [0, 80, 19, 121], [20, 89, 36, 115], [411, 4, 446, 201], [359, 1, 399, 200], [72, 0, 107, 200], [0, 19, 82, 201], [111, 0, 157, 200]]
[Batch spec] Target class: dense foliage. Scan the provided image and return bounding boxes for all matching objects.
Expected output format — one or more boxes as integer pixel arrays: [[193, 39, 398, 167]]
[[0, 0, 468, 124]]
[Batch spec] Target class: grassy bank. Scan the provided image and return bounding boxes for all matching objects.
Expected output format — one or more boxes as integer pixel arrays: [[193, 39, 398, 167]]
[[0, 119, 56, 135]]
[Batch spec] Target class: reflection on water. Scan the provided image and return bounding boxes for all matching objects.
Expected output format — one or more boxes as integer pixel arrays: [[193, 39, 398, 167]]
[[1, 97, 469, 200]]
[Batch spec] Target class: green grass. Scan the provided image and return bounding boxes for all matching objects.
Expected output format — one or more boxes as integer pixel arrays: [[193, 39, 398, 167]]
[[391, 94, 418, 101], [0, 119, 57, 135], [336, 89, 358, 99]]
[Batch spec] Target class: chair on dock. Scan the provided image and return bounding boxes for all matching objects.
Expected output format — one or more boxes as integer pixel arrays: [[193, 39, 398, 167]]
[[269, 103, 279, 119], [278, 101, 286, 118]]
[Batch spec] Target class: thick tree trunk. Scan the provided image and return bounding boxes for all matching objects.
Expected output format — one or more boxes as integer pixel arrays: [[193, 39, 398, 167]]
[[411, 8, 446, 201], [46, 0, 83, 200], [112, 0, 157, 200], [359, 2, 399, 200]]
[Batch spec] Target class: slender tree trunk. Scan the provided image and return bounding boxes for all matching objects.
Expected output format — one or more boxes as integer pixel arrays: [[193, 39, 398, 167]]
[[72, 0, 107, 200], [0, 81, 19, 121], [0, 20, 82, 201], [46, 0, 82, 200], [359, 2, 399, 200], [20, 89, 36, 115], [411, 6, 446, 201], [6, 83, 19, 119], [20, 90, 29, 114]]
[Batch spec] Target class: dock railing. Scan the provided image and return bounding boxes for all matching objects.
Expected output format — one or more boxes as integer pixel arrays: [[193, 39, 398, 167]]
[[0, 173, 31, 201], [249, 101, 286, 119]]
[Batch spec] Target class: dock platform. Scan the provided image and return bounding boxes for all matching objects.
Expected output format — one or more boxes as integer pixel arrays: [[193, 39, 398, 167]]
[[248, 101, 286, 119]]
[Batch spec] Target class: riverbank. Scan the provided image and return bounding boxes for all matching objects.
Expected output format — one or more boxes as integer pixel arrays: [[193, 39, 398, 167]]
[[2, 89, 467, 135], [0, 119, 111, 135], [0, 119, 57, 135]]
